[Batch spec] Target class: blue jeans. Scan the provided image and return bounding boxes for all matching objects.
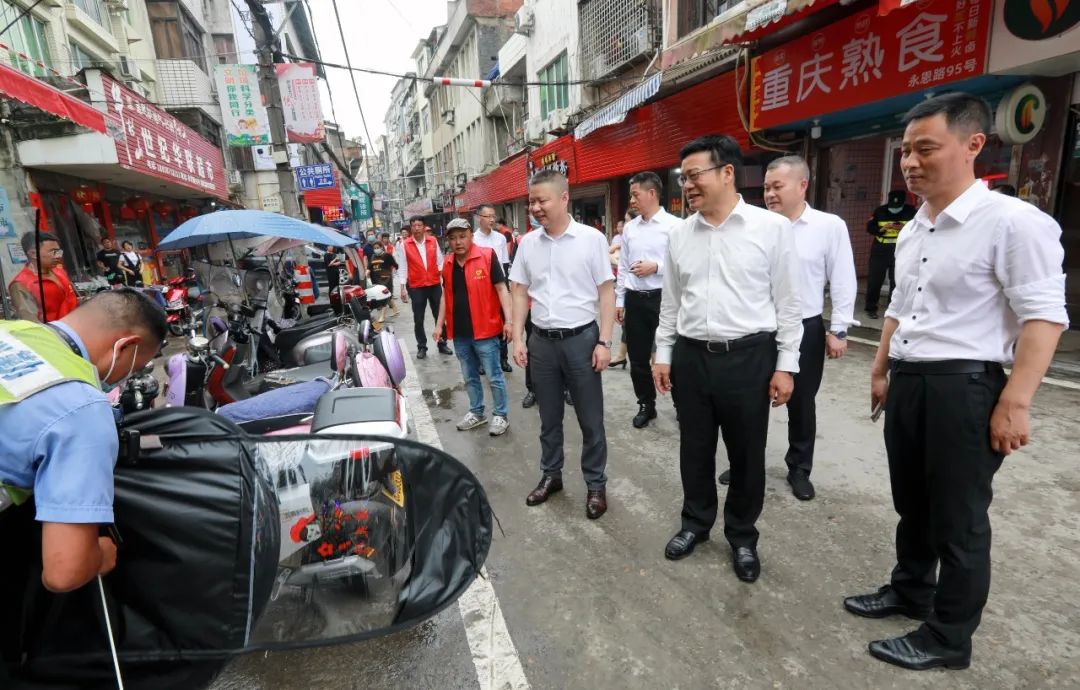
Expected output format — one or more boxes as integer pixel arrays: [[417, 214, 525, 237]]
[[454, 336, 508, 418]]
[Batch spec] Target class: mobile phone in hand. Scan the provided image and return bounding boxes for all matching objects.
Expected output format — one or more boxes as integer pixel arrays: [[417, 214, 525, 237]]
[[871, 401, 884, 422]]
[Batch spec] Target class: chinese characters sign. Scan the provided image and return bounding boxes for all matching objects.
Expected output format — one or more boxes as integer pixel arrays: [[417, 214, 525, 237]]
[[213, 64, 270, 146], [276, 63, 325, 144], [348, 183, 372, 221], [750, 0, 991, 130], [98, 73, 228, 199], [295, 164, 335, 191]]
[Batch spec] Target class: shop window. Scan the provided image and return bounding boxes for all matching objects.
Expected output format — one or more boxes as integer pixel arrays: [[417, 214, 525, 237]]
[[538, 52, 569, 120], [147, 0, 206, 72], [72, 0, 109, 28], [1, 1, 53, 77], [678, 0, 739, 39]]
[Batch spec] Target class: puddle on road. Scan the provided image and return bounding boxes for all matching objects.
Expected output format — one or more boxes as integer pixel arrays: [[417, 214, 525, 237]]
[[421, 384, 464, 409]]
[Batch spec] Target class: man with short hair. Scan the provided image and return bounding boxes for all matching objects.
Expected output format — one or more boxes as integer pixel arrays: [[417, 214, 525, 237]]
[[760, 155, 857, 501], [864, 190, 916, 319], [473, 203, 513, 373], [615, 171, 681, 429], [434, 218, 513, 436], [396, 216, 452, 359], [9, 232, 78, 323], [843, 93, 1068, 671], [1, 289, 166, 603], [510, 170, 615, 519], [654, 134, 803, 583], [95, 236, 124, 286]]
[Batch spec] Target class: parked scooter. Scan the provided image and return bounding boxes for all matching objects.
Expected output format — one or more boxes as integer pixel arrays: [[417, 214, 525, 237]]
[[163, 268, 204, 337]]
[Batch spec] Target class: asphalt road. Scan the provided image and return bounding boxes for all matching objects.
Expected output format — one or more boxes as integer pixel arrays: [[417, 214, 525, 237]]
[[212, 312, 1080, 689]]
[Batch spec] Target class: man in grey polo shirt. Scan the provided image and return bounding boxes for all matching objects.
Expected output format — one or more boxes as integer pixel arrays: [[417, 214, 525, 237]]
[[510, 170, 616, 520]]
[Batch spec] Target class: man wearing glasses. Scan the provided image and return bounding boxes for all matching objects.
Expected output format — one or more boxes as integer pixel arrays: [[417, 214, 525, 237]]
[[653, 135, 803, 583], [473, 203, 513, 373], [9, 232, 79, 323]]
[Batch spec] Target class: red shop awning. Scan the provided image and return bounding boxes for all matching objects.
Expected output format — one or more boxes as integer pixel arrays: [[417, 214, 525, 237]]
[[0, 63, 106, 133]]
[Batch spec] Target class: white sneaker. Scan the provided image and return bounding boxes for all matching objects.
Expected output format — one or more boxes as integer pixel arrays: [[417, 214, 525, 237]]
[[489, 415, 509, 436], [456, 411, 487, 431]]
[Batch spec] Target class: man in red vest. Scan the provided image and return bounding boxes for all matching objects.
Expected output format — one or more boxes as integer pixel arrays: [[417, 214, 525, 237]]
[[9, 232, 79, 323], [397, 216, 452, 358], [434, 218, 513, 436]]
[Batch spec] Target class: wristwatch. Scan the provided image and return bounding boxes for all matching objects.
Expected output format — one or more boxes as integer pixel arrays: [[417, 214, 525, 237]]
[[597, 340, 612, 349], [832, 330, 848, 340]]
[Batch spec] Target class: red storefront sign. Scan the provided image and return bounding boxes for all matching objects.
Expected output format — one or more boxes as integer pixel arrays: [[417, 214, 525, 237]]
[[98, 72, 229, 199], [750, 0, 992, 131], [457, 151, 528, 210]]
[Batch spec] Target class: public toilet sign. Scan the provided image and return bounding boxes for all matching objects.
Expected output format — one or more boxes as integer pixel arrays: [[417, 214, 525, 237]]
[[295, 164, 336, 191]]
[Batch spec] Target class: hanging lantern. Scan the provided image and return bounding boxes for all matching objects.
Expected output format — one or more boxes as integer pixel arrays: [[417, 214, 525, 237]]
[[153, 201, 175, 217], [119, 205, 137, 221]]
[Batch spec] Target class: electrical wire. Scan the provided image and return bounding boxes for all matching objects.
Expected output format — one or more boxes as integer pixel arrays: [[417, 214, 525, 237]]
[[0, 0, 46, 39], [328, 0, 376, 154]]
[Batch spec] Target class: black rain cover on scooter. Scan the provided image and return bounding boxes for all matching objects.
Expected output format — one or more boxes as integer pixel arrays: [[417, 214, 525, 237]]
[[8, 409, 492, 690]]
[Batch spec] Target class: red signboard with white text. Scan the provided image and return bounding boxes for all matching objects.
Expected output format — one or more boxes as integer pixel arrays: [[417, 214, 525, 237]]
[[96, 72, 229, 199], [750, 0, 992, 130]]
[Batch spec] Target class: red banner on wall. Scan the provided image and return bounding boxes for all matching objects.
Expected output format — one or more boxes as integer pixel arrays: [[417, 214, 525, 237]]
[[97, 72, 229, 199], [750, 0, 992, 130]]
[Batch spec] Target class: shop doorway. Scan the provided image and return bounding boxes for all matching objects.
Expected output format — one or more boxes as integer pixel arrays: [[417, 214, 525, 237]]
[[572, 196, 607, 234]]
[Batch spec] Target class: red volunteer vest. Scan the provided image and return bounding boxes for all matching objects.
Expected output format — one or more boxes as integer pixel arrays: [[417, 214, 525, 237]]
[[403, 237, 440, 288], [11, 265, 78, 322], [442, 245, 503, 341]]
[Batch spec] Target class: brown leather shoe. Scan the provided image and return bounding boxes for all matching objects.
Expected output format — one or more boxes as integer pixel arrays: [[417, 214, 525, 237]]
[[585, 488, 607, 519], [526, 476, 563, 506]]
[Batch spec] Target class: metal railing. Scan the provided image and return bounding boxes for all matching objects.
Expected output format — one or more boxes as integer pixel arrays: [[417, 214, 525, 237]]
[[579, 0, 661, 81]]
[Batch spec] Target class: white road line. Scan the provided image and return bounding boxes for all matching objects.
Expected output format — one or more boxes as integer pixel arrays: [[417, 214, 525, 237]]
[[847, 336, 1080, 391], [399, 348, 531, 690]]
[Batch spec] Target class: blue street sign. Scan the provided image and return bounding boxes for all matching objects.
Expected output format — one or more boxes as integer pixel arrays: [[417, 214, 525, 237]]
[[295, 163, 335, 191]]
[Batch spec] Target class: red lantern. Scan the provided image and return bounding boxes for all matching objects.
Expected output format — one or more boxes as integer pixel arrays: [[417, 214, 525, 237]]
[[153, 201, 175, 216], [119, 206, 137, 221]]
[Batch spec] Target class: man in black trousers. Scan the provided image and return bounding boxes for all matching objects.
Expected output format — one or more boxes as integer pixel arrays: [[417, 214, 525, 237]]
[[615, 171, 681, 429], [653, 135, 803, 583], [864, 189, 915, 319], [847, 93, 1067, 671]]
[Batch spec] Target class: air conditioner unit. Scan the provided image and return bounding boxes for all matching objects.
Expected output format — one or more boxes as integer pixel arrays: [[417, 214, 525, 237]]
[[118, 55, 138, 81], [442, 109, 455, 125], [525, 119, 545, 145], [514, 5, 534, 35], [226, 170, 243, 189], [104, 0, 127, 9], [546, 109, 571, 134]]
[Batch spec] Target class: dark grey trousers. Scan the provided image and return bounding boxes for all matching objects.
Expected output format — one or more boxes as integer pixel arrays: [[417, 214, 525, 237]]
[[528, 322, 608, 488]]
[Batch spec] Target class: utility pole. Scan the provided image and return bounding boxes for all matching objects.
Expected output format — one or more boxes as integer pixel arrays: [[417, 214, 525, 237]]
[[246, 0, 302, 219]]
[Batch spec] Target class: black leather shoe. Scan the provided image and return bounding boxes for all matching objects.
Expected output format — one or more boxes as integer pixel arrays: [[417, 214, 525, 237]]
[[844, 585, 932, 620], [438, 343, 453, 355], [416, 348, 428, 360], [664, 530, 707, 560], [525, 476, 563, 506], [632, 404, 656, 429], [585, 488, 607, 519], [865, 310, 880, 320], [732, 546, 760, 582], [564, 390, 573, 406], [788, 471, 815, 500], [868, 630, 971, 671], [522, 391, 536, 408], [718, 469, 731, 485], [501, 359, 512, 373]]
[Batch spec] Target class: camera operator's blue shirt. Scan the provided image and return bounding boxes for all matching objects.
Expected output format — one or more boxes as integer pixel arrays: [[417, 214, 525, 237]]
[[0, 321, 117, 523]]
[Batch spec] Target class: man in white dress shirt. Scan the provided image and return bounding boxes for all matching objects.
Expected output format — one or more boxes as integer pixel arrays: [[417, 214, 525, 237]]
[[653, 134, 803, 583], [510, 170, 616, 520], [758, 155, 857, 501], [615, 172, 681, 429], [473, 203, 513, 373], [843, 93, 1067, 671]]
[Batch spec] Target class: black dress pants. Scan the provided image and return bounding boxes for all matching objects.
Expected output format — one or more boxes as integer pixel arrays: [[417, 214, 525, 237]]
[[671, 334, 776, 549], [524, 311, 533, 391], [865, 245, 895, 313], [624, 290, 661, 407], [785, 315, 825, 476], [407, 284, 445, 351], [885, 362, 1007, 649]]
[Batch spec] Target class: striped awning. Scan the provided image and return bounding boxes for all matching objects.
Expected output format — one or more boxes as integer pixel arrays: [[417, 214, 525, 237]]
[[574, 72, 663, 141]]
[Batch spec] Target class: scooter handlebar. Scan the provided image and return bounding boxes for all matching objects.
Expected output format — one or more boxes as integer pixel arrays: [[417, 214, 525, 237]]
[[210, 354, 230, 370]]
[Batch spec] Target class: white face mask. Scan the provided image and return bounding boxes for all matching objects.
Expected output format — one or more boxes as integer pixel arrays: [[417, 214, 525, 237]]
[[101, 338, 138, 393]]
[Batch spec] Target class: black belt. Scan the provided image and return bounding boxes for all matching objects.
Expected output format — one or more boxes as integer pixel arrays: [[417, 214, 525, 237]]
[[627, 289, 661, 297], [679, 331, 775, 354], [533, 322, 595, 340], [890, 359, 1003, 375]]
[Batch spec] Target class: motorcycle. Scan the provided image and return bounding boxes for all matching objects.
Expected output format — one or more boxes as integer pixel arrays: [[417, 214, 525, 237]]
[[163, 268, 204, 337]]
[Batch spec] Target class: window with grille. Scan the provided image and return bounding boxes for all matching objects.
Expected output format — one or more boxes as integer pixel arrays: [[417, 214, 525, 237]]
[[0, 1, 52, 77], [579, 0, 659, 81], [72, 0, 109, 27], [678, 0, 740, 39], [147, 0, 206, 72], [538, 52, 568, 120]]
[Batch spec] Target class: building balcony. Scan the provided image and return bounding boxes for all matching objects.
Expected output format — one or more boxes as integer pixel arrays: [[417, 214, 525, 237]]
[[579, 0, 661, 81], [154, 59, 215, 109]]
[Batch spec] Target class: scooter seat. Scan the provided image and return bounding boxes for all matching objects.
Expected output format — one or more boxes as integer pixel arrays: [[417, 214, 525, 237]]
[[252, 360, 333, 394], [236, 413, 313, 435], [218, 379, 331, 424], [311, 387, 398, 433], [273, 316, 338, 354]]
